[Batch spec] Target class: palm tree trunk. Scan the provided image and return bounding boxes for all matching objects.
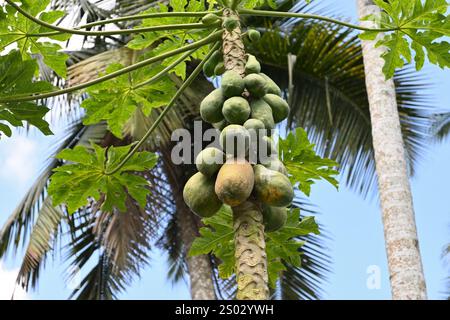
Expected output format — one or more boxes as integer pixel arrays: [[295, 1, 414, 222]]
[[357, 0, 427, 299], [222, 8, 269, 300], [161, 150, 216, 300], [177, 203, 217, 300]]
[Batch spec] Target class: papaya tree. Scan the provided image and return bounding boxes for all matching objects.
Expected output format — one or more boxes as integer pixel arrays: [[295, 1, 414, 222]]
[[0, 0, 448, 300]]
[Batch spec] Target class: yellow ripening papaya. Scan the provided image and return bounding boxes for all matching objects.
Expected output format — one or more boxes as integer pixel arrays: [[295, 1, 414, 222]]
[[215, 159, 254, 206]]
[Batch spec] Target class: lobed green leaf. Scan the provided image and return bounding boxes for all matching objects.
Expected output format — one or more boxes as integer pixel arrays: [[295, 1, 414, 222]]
[[0, 0, 69, 77], [81, 63, 177, 138], [0, 51, 53, 137], [189, 206, 319, 288], [48, 143, 158, 213], [279, 128, 339, 196]]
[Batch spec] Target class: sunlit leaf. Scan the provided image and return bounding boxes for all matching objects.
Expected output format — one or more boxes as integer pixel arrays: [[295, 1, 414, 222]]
[[279, 128, 339, 196], [48, 143, 158, 213], [0, 51, 53, 137], [0, 0, 69, 77]]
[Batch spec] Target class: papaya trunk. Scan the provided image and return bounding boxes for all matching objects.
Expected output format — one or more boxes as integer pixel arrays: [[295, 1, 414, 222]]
[[232, 201, 269, 300], [222, 8, 269, 300], [357, 0, 427, 299], [222, 9, 246, 76]]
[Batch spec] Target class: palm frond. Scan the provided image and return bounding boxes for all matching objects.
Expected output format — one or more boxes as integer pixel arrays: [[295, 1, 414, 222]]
[[65, 205, 117, 300], [157, 214, 187, 283], [67, 160, 175, 299], [114, 0, 165, 16], [0, 122, 105, 259], [51, 0, 114, 28], [15, 198, 64, 290], [430, 112, 450, 142], [277, 198, 331, 300], [93, 195, 154, 274], [0, 122, 107, 291], [67, 47, 136, 86], [246, 20, 434, 197]]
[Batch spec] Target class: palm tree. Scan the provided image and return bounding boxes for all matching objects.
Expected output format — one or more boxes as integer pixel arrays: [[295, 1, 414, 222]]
[[0, 0, 434, 299], [356, 0, 427, 299]]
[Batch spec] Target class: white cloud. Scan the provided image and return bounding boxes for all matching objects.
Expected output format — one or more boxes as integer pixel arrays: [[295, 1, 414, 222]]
[[0, 263, 29, 300], [0, 136, 38, 188]]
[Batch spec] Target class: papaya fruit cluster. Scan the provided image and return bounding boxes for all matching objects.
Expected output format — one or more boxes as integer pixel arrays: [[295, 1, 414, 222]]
[[183, 44, 294, 232]]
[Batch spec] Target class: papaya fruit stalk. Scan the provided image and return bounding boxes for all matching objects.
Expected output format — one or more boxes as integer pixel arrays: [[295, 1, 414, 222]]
[[221, 8, 270, 300]]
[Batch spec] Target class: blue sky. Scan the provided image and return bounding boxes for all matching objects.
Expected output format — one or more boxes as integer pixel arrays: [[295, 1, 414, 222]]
[[0, 0, 449, 300]]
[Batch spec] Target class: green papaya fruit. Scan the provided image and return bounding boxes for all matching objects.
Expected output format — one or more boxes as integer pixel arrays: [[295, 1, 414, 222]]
[[220, 124, 250, 157], [183, 172, 222, 217], [248, 29, 261, 42], [203, 50, 222, 78], [214, 62, 225, 76], [243, 118, 265, 132], [223, 17, 239, 31], [262, 156, 287, 176], [263, 94, 290, 123], [260, 73, 282, 96], [244, 73, 268, 98], [245, 54, 261, 74], [243, 118, 266, 164], [262, 205, 287, 232], [195, 147, 225, 177], [221, 70, 245, 97], [250, 99, 275, 130], [258, 135, 277, 162], [200, 88, 225, 123], [212, 119, 228, 131], [222, 96, 251, 124], [202, 13, 221, 25], [253, 164, 294, 207]]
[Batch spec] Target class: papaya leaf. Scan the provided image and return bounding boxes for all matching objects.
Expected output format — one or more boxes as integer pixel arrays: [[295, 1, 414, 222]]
[[0, 51, 53, 138], [81, 63, 177, 139], [279, 128, 339, 196], [188, 206, 235, 279], [126, 0, 210, 80], [127, 0, 208, 50], [0, 0, 69, 77], [189, 206, 319, 288], [360, 0, 450, 79], [265, 208, 319, 288], [240, 0, 275, 9], [47, 143, 158, 213]]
